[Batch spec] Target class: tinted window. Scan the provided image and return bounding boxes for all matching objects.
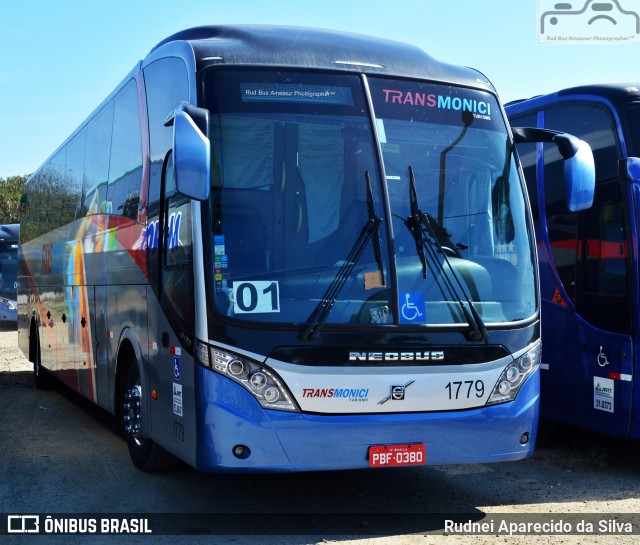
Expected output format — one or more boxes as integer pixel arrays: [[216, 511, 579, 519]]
[[542, 137, 578, 301], [545, 103, 619, 182], [510, 114, 538, 225], [107, 79, 143, 219], [66, 128, 87, 219], [623, 103, 640, 158], [544, 102, 629, 333], [143, 58, 189, 205], [84, 101, 114, 215]]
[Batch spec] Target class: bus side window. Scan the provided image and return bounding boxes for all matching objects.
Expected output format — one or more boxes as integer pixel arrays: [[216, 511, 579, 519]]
[[509, 113, 539, 227], [67, 128, 87, 220], [143, 57, 189, 295], [143, 57, 189, 209], [544, 103, 630, 333], [84, 101, 114, 216], [107, 79, 143, 220]]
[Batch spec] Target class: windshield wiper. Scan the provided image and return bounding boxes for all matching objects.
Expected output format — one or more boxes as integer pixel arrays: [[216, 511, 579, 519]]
[[404, 166, 488, 342], [299, 171, 383, 341]]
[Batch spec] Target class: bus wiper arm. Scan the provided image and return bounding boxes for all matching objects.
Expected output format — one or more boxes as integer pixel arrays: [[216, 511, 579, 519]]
[[299, 172, 383, 341], [404, 167, 428, 278], [405, 166, 488, 342]]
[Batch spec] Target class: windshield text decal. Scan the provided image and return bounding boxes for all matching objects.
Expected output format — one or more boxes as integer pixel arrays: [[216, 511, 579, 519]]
[[383, 89, 491, 118]]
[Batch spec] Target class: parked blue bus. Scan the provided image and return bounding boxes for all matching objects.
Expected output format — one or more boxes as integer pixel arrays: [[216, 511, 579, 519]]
[[18, 25, 593, 472], [507, 84, 640, 439], [0, 224, 19, 324]]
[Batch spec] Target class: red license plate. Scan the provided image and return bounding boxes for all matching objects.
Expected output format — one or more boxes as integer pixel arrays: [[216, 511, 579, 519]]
[[369, 443, 426, 467]]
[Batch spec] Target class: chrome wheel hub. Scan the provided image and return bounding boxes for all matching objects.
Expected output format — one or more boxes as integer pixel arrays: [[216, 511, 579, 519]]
[[123, 383, 142, 440]]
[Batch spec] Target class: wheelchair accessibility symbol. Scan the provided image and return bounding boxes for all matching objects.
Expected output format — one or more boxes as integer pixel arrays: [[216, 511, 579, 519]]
[[400, 292, 426, 323], [597, 345, 610, 367]]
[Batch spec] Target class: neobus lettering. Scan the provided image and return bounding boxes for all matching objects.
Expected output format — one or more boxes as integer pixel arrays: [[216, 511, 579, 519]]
[[349, 351, 444, 361]]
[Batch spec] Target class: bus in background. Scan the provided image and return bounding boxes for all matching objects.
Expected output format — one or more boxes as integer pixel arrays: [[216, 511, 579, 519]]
[[0, 224, 19, 324], [18, 26, 594, 473], [506, 84, 640, 440]]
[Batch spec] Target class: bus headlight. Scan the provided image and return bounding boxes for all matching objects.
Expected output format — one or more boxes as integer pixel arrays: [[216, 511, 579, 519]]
[[486, 343, 540, 405], [200, 343, 298, 412]]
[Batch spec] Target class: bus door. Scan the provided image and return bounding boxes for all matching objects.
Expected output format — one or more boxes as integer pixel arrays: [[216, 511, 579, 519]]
[[540, 101, 634, 439]]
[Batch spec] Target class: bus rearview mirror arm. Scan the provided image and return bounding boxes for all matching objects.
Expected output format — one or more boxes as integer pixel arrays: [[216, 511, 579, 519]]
[[512, 126, 595, 213], [164, 102, 211, 202]]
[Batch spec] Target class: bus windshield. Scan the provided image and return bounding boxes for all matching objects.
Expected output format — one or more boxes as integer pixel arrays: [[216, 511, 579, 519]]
[[205, 70, 537, 328]]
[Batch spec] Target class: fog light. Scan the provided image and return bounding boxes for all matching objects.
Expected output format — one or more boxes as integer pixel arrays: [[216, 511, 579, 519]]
[[232, 444, 251, 459], [520, 432, 530, 445]]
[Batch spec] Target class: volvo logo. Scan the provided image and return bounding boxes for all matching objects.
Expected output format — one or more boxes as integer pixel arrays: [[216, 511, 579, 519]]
[[349, 351, 444, 362], [378, 380, 416, 404]]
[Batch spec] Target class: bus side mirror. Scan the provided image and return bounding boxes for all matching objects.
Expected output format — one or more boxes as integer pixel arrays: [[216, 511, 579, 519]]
[[622, 157, 640, 183], [512, 127, 595, 212], [165, 103, 210, 201], [560, 137, 595, 212]]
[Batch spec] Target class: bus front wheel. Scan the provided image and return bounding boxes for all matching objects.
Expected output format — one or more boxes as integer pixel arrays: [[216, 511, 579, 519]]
[[121, 361, 177, 472]]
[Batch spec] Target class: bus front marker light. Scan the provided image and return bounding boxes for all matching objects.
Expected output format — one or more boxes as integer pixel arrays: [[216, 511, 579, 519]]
[[196, 340, 210, 368], [520, 432, 530, 445]]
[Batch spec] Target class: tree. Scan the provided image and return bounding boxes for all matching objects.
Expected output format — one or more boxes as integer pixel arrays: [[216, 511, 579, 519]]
[[0, 175, 29, 224]]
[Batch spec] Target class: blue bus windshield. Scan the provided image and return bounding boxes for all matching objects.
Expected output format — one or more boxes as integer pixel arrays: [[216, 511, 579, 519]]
[[205, 70, 537, 327]]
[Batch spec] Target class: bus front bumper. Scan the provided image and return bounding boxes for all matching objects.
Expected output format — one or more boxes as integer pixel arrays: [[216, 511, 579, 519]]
[[195, 366, 539, 473]]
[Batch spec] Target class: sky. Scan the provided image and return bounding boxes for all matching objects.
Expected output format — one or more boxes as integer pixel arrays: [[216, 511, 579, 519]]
[[0, 0, 636, 178]]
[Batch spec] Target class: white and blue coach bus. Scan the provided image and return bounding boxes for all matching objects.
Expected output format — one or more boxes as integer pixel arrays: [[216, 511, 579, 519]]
[[18, 26, 594, 472]]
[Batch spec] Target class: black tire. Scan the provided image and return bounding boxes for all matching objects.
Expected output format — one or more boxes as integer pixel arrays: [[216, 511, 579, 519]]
[[121, 360, 178, 472]]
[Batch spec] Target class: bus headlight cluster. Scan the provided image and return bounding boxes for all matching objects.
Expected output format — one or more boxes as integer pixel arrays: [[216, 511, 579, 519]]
[[196, 341, 298, 412], [486, 343, 540, 405]]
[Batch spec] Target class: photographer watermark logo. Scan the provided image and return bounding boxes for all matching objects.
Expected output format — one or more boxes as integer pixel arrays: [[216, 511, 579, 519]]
[[538, 0, 640, 44]]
